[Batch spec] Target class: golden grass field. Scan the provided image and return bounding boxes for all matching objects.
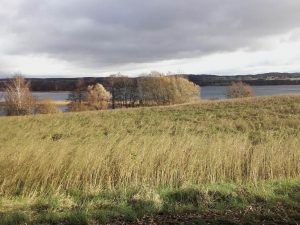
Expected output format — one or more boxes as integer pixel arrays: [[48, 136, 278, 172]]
[[0, 95, 299, 197], [0, 95, 300, 224]]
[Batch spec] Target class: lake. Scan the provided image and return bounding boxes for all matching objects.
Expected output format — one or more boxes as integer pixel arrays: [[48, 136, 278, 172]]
[[201, 85, 300, 99], [1, 85, 300, 115]]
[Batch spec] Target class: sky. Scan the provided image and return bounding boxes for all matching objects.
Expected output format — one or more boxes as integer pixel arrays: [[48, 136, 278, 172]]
[[1, 0, 300, 77]]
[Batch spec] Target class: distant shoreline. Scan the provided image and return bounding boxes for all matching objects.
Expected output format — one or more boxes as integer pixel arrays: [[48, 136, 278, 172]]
[[1, 72, 300, 92]]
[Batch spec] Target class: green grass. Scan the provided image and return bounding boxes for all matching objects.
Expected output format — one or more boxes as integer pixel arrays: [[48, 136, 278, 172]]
[[0, 95, 300, 224], [0, 180, 299, 224]]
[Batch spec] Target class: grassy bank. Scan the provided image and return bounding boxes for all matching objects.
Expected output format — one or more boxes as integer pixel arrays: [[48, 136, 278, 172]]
[[0, 95, 300, 224], [0, 180, 299, 225]]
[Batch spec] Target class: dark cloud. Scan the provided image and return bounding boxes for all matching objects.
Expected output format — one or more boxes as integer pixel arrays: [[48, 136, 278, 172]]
[[1, 0, 300, 69]]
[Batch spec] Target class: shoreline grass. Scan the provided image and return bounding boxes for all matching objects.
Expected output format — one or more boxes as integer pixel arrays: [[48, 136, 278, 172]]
[[0, 100, 70, 107]]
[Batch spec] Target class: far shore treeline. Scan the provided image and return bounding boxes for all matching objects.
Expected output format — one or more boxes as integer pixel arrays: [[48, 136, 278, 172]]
[[0, 72, 300, 92], [1, 72, 256, 116], [1, 72, 202, 116]]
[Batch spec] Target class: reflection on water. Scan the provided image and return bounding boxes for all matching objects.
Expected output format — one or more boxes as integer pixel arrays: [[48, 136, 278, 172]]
[[1, 85, 300, 115]]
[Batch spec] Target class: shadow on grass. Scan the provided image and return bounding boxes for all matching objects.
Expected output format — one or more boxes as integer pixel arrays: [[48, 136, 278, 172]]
[[0, 212, 29, 225], [0, 181, 299, 225]]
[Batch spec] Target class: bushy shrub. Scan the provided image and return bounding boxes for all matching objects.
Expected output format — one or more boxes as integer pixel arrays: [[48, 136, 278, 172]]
[[35, 99, 60, 114], [227, 81, 254, 98], [137, 72, 200, 105], [86, 83, 111, 110]]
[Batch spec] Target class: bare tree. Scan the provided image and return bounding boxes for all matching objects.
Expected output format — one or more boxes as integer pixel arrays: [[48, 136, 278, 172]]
[[108, 74, 139, 108], [4, 75, 36, 116], [67, 78, 87, 112], [227, 81, 254, 98], [86, 83, 111, 110], [108, 74, 120, 109], [68, 78, 86, 103]]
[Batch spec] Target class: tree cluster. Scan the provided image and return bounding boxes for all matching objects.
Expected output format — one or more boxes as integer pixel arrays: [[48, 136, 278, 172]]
[[67, 80, 112, 112], [108, 74, 139, 109], [3, 73, 201, 115], [68, 72, 200, 111], [137, 72, 200, 105]]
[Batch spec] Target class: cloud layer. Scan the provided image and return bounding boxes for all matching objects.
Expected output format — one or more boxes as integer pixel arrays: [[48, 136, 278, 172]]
[[1, 0, 300, 76]]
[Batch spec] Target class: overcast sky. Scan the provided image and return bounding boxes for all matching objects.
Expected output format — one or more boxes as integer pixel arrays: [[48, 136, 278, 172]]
[[1, 0, 300, 77]]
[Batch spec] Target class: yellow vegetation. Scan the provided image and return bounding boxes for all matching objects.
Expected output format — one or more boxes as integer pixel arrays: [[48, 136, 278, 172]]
[[0, 95, 299, 196]]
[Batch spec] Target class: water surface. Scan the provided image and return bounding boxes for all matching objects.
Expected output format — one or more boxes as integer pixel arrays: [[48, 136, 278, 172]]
[[1, 85, 300, 116], [201, 85, 300, 99]]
